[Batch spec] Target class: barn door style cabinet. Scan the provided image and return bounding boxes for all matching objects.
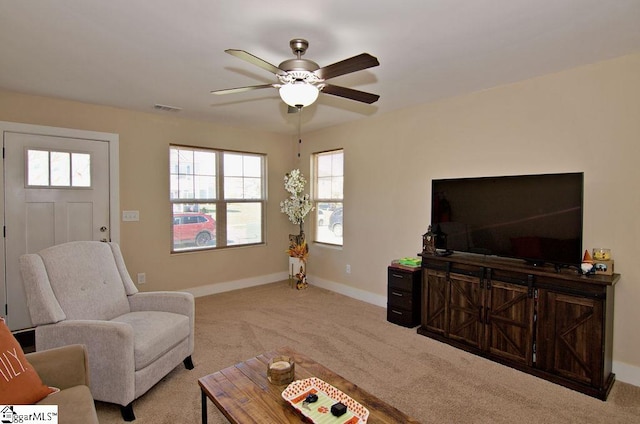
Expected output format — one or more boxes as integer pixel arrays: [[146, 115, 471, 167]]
[[419, 253, 618, 400]]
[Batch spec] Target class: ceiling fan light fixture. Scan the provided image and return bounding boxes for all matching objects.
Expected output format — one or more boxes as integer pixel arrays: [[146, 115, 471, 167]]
[[279, 82, 319, 108]]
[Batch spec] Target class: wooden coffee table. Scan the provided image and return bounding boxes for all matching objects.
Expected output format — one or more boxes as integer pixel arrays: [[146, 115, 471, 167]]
[[198, 346, 420, 423]]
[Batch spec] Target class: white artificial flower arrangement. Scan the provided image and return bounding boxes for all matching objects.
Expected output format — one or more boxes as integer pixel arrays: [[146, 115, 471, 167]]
[[280, 169, 314, 227]]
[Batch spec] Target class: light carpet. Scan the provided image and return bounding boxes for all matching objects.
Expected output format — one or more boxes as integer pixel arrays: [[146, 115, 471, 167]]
[[95, 281, 640, 423]]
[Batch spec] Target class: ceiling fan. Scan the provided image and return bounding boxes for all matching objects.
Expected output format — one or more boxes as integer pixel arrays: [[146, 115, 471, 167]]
[[211, 38, 380, 110]]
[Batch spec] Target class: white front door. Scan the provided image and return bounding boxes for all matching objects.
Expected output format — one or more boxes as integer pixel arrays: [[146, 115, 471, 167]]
[[1, 122, 119, 331]]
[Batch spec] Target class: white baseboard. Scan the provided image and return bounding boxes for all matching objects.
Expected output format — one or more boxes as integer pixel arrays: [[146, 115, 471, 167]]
[[187, 272, 640, 388], [185, 271, 288, 298], [307, 275, 387, 308], [613, 361, 640, 387]]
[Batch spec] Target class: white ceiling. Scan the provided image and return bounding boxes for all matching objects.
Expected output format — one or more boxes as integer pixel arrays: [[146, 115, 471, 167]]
[[1, 1, 639, 135]]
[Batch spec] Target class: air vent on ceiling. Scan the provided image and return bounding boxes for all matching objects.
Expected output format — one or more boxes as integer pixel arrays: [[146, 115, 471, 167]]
[[153, 104, 182, 112]]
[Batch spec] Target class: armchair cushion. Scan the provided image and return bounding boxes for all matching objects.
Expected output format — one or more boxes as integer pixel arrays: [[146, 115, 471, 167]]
[[0, 319, 55, 404], [112, 311, 190, 370]]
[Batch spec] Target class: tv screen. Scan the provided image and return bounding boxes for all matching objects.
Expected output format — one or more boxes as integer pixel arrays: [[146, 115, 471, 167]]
[[431, 172, 583, 267]]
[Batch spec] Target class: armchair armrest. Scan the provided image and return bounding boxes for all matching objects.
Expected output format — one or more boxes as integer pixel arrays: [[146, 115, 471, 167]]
[[35, 320, 136, 406], [127, 291, 194, 317], [26, 344, 90, 390], [35, 320, 134, 355]]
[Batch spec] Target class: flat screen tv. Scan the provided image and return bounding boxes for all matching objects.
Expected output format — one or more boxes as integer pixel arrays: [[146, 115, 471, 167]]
[[431, 172, 583, 267]]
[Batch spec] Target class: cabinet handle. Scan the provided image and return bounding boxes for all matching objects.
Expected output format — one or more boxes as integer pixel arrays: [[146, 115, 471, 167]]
[[392, 273, 404, 279], [391, 310, 404, 315], [391, 291, 404, 297]]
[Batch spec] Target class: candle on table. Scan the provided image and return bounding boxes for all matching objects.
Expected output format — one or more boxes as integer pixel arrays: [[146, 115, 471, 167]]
[[270, 360, 291, 371]]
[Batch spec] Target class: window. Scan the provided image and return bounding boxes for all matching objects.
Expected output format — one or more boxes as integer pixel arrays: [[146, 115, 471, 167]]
[[26, 149, 91, 187], [170, 146, 265, 252], [313, 149, 344, 245]]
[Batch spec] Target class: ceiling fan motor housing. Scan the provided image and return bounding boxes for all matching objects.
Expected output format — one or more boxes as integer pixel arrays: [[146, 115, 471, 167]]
[[279, 39, 320, 73], [278, 58, 319, 73]]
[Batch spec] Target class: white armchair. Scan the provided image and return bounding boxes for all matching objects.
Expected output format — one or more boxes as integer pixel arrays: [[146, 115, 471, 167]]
[[19, 241, 195, 421]]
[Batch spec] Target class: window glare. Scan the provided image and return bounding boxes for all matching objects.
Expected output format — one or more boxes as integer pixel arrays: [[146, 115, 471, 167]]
[[243, 155, 261, 177], [194, 175, 216, 199], [224, 153, 243, 176], [51, 151, 70, 186], [27, 150, 49, 186], [72, 153, 91, 187], [317, 178, 332, 199], [177, 150, 194, 174], [224, 176, 244, 198], [194, 151, 215, 175], [170, 148, 217, 201], [317, 155, 332, 176], [227, 202, 262, 246], [223, 153, 263, 200]]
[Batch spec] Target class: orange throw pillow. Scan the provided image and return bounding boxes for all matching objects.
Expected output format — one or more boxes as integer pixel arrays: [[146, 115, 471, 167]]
[[0, 319, 55, 404]]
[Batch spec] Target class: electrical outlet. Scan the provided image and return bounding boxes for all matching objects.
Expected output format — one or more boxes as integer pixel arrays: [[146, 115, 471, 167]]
[[346, 264, 351, 274], [137, 273, 146, 284]]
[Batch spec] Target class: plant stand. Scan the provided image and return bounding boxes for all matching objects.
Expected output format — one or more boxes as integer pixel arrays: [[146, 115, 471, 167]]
[[288, 257, 306, 289]]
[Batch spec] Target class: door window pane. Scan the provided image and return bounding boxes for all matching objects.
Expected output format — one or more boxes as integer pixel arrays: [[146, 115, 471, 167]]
[[27, 150, 49, 186], [51, 151, 70, 186], [26, 149, 92, 188], [72, 153, 91, 187]]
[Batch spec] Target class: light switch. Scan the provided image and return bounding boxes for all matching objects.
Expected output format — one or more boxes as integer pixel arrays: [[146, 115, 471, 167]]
[[122, 210, 140, 221]]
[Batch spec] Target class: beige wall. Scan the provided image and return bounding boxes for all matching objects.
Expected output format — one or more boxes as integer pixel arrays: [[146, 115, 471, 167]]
[[301, 53, 640, 374], [0, 91, 296, 291], [2, 52, 639, 377]]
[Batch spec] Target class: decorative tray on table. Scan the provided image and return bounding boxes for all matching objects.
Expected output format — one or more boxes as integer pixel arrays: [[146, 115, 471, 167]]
[[281, 377, 369, 423]]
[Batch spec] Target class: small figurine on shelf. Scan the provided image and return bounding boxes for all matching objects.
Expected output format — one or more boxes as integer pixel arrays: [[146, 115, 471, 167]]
[[295, 266, 308, 290], [581, 249, 595, 275]]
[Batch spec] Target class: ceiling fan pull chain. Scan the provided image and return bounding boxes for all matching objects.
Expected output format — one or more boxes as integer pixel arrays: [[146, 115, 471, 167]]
[[297, 106, 302, 158]]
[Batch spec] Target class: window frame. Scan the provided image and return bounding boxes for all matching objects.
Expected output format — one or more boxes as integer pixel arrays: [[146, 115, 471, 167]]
[[312, 149, 344, 246], [170, 144, 266, 253]]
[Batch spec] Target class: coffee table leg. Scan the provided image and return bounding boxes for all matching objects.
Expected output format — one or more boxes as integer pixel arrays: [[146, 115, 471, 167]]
[[201, 389, 208, 424]]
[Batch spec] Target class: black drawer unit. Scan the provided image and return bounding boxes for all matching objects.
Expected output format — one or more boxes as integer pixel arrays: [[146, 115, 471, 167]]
[[387, 266, 422, 327]]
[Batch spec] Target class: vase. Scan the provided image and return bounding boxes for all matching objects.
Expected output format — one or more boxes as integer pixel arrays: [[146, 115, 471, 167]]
[[288, 257, 307, 289], [288, 232, 305, 249]]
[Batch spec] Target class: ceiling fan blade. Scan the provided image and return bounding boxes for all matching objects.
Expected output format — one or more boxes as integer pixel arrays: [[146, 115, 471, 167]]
[[321, 84, 380, 104], [225, 49, 286, 76], [315, 53, 379, 80], [211, 84, 276, 95]]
